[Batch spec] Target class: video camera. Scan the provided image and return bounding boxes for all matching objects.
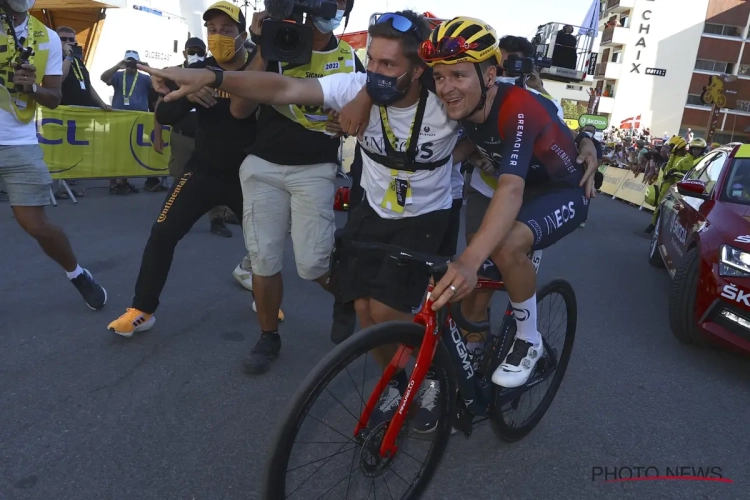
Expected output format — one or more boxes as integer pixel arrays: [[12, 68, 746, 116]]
[[502, 53, 552, 78], [261, 0, 337, 64], [0, 5, 33, 67]]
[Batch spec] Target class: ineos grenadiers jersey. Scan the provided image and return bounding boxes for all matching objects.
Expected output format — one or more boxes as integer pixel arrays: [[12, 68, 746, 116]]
[[464, 83, 582, 193]]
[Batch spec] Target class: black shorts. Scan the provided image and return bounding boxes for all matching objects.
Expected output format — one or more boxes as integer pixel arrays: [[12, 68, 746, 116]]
[[436, 198, 463, 257], [336, 199, 451, 313], [464, 184, 588, 250]]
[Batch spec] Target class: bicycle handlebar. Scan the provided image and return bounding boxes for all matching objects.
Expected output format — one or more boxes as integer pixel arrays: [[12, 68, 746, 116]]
[[344, 240, 491, 334]]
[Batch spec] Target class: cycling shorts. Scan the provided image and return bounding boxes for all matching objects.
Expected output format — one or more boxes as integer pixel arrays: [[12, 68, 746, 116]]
[[465, 183, 589, 251]]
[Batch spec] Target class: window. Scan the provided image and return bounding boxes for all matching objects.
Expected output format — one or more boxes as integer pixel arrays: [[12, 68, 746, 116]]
[[722, 158, 750, 205], [737, 100, 750, 112], [695, 59, 734, 73], [686, 94, 708, 106], [687, 151, 727, 194], [566, 84, 583, 91], [739, 64, 750, 76], [703, 23, 744, 38], [612, 51, 622, 63]]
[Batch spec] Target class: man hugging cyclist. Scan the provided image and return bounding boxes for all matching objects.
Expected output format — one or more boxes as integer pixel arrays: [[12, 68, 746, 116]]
[[139, 12, 598, 432]]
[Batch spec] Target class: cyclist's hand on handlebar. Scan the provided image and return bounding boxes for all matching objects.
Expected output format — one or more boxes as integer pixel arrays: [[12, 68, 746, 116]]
[[431, 260, 478, 311]]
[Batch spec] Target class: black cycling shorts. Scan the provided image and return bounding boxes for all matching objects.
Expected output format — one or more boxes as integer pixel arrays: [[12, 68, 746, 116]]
[[335, 199, 451, 313], [465, 183, 588, 250]]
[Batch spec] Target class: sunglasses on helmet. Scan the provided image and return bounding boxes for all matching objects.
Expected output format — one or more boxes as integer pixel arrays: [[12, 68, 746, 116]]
[[418, 37, 479, 62], [376, 13, 418, 33]]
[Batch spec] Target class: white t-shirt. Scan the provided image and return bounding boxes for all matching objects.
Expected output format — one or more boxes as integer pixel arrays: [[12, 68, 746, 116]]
[[319, 72, 458, 219], [0, 18, 62, 146]]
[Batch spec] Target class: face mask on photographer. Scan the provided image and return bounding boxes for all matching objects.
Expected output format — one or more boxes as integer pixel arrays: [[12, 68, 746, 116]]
[[365, 70, 410, 106], [208, 33, 241, 63], [313, 9, 344, 34], [186, 54, 205, 65], [5, 0, 35, 12]]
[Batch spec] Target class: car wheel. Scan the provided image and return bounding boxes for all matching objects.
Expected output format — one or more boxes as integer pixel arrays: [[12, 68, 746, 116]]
[[648, 213, 665, 268], [668, 247, 708, 346]]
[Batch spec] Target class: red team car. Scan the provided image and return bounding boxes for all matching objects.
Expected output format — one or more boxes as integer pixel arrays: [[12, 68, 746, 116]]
[[649, 143, 750, 353]]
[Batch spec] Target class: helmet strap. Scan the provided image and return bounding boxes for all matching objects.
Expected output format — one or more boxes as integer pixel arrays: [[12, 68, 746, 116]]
[[469, 63, 488, 116]]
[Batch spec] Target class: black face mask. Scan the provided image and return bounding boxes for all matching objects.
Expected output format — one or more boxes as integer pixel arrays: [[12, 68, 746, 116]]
[[365, 70, 411, 106]]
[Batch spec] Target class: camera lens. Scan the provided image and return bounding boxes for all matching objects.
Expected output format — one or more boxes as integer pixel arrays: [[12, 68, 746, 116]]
[[274, 26, 300, 52]]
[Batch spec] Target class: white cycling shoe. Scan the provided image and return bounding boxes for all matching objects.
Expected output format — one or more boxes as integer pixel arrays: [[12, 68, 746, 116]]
[[491, 337, 544, 388]]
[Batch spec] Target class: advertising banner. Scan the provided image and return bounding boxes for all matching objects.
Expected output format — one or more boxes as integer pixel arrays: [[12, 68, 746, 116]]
[[36, 106, 171, 180], [600, 166, 628, 196], [613, 171, 655, 211]]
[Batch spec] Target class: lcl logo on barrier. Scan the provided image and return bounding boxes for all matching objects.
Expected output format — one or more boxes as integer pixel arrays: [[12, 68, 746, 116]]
[[36, 119, 171, 148]]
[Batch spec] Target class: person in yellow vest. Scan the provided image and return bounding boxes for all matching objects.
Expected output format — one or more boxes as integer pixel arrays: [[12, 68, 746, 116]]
[[224, 0, 363, 373], [0, 0, 107, 309], [645, 136, 691, 233], [686, 137, 707, 166]]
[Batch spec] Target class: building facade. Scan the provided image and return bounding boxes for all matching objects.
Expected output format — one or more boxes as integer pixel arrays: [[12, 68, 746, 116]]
[[592, 0, 750, 143]]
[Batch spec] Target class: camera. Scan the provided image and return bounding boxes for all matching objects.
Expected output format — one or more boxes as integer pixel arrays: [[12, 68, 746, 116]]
[[125, 59, 137, 69], [71, 44, 83, 59], [261, 0, 337, 64], [502, 53, 552, 77]]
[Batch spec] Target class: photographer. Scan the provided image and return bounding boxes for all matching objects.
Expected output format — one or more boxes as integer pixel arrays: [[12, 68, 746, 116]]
[[0, 0, 107, 310], [100, 50, 152, 194], [229, 0, 363, 374], [58, 27, 111, 110]]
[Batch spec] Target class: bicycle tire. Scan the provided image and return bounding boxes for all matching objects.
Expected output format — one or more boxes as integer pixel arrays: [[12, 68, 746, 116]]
[[262, 321, 457, 500], [489, 279, 577, 442]]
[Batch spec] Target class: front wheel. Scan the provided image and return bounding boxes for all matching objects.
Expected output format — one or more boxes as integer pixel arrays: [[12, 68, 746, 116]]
[[668, 247, 707, 346], [263, 321, 457, 500], [489, 279, 577, 442]]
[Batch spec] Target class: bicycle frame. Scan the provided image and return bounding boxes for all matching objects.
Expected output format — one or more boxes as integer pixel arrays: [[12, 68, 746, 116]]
[[353, 250, 546, 459]]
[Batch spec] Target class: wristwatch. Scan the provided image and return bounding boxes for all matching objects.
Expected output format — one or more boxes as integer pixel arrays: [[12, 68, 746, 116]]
[[208, 69, 223, 89]]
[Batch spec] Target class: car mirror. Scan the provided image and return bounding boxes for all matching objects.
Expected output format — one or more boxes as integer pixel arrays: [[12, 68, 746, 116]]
[[676, 179, 709, 199]]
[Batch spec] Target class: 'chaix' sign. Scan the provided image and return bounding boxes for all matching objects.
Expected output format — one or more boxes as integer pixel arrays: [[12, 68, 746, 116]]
[[631, 0, 655, 75]]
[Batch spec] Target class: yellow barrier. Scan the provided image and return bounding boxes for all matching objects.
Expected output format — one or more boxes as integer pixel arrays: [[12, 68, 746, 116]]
[[600, 166, 628, 195], [614, 171, 654, 210], [37, 105, 171, 180]]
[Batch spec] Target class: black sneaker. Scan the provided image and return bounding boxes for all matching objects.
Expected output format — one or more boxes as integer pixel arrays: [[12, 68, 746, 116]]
[[71, 269, 107, 310], [210, 218, 232, 238], [368, 370, 408, 430], [126, 182, 139, 194], [243, 333, 281, 375], [644, 224, 655, 234], [109, 184, 128, 195], [330, 301, 357, 344], [411, 369, 441, 434]]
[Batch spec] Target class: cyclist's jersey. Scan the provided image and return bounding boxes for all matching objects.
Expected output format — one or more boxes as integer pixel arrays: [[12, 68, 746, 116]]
[[464, 83, 583, 198]]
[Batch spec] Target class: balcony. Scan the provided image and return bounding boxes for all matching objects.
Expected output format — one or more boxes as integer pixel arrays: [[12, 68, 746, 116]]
[[600, 25, 630, 46], [597, 96, 615, 114], [594, 61, 622, 80], [604, 0, 635, 14]]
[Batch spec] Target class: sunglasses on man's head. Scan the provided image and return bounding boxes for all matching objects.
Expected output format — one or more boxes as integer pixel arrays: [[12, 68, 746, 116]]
[[186, 48, 206, 57]]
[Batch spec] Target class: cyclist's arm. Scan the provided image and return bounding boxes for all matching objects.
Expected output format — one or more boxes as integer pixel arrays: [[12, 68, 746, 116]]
[[451, 137, 477, 163], [458, 110, 541, 270]]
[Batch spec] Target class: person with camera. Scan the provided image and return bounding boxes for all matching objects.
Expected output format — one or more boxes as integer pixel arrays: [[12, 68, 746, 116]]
[[100, 50, 152, 195], [106, 1, 285, 337], [222, 0, 363, 374], [58, 27, 111, 110], [0, 0, 107, 310]]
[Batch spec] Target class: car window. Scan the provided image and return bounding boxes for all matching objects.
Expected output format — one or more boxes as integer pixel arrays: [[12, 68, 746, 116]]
[[686, 152, 719, 180], [721, 158, 750, 205], [698, 151, 728, 194]]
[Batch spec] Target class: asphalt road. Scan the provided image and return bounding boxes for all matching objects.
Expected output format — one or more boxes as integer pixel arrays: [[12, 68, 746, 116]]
[[1, 181, 749, 500]]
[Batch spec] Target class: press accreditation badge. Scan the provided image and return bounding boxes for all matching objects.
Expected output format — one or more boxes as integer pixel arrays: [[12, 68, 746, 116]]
[[123, 98, 130, 106], [80, 81, 86, 90]]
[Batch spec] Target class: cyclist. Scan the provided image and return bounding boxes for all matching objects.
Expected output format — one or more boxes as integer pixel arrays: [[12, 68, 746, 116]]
[[424, 17, 597, 389]]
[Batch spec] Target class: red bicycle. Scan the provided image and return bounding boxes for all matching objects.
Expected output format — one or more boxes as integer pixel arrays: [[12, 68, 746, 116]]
[[263, 241, 577, 499]]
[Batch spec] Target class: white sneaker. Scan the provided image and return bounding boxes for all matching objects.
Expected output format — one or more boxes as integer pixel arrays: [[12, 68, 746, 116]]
[[491, 337, 544, 388], [232, 263, 253, 291]]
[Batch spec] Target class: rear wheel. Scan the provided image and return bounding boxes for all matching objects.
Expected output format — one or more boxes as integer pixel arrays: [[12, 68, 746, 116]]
[[263, 321, 457, 500], [668, 247, 707, 346], [649, 213, 666, 268], [489, 279, 577, 442]]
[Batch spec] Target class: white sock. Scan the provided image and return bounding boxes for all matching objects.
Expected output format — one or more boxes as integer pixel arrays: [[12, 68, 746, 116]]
[[66, 265, 84, 280], [510, 295, 541, 345]]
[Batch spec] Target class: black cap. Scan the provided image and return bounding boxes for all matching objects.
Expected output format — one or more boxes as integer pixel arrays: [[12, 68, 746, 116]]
[[185, 37, 206, 50]]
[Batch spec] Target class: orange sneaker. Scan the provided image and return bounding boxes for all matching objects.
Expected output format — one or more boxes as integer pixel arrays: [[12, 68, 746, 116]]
[[107, 308, 156, 338], [252, 301, 285, 322]]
